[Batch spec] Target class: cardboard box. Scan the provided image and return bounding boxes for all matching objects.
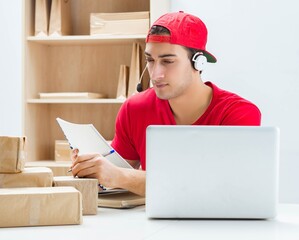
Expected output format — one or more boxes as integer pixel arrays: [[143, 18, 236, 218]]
[[90, 11, 149, 35], [54, 176, 98, 215], [26, 161, 72, 176], [55, 140, 72, 161], [0, 187, 82, 227], [0, 136, 26, 173], [0, 167, 53, 188]]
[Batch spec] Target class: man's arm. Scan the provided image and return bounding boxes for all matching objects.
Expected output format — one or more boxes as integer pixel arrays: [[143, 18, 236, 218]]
[[117, 167, 146, 196]]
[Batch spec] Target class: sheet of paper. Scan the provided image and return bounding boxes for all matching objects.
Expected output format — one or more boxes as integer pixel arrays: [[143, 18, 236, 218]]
[[56, 118, 132, 169], [98, 188, 128, 195]]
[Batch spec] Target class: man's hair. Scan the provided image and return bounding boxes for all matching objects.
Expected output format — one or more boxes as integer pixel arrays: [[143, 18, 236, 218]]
[[148, 25, 170, 35], [148, 25, 201, 71]]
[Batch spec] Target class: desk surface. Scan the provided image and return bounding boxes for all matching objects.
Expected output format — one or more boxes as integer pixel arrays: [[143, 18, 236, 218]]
[[1, 204, 299, 240]]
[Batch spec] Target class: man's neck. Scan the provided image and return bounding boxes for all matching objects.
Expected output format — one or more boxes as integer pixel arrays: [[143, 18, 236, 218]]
[[169, 81, 212, 125]]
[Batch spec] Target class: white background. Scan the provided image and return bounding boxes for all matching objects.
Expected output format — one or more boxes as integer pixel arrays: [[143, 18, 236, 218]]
[[171, 0, 299, 203], [0, 1, 298, 203], [0, 1, 22, 136]]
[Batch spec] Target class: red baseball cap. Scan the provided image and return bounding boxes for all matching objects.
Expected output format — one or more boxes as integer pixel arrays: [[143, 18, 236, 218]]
[[146, 11, 217, 63]]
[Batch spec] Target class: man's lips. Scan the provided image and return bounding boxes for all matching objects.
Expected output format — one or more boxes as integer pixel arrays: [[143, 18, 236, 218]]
[[154, 83, 168, 88]]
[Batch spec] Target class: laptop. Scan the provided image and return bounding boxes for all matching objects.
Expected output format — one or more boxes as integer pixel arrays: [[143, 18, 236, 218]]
[[146, 126, 279, 219]]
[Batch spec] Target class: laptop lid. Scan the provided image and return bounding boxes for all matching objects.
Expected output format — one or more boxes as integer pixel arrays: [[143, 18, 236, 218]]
[[146, 126, 279, 219]]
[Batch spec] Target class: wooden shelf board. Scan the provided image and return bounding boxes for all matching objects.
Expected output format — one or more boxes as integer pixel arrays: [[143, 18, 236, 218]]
[[27, 98, 126, 104], [27, 34, 146, 45]]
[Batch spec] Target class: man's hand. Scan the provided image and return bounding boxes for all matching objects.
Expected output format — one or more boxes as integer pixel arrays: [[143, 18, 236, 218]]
[[71, 149, 122, 188], [70, 149, 146, 196]]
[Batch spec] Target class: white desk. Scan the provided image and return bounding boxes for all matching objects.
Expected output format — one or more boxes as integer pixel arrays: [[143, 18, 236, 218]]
[[1, 204, 299, 240]]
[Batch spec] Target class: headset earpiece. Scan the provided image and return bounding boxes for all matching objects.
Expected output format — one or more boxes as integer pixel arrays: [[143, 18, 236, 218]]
[[192, 52, 207, 71]]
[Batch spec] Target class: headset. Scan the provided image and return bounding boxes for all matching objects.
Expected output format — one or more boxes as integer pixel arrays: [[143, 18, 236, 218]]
[[136, 64, 149, 92], [192, 52, 207, 71]]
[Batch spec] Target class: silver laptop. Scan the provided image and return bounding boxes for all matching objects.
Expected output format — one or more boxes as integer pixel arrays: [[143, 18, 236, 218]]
[[146, 126, 279, 219]]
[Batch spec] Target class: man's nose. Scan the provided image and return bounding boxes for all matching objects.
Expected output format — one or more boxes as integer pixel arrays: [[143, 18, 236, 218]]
[[150, 63, 165, 81]]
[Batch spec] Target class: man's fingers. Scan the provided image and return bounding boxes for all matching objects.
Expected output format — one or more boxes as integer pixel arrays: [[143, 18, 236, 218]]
[[72, 156, 100, 177]]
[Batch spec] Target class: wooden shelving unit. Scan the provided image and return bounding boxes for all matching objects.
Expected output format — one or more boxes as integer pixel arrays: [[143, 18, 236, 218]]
[[23, 0, 170, 161], [27, 34, 147, 45]]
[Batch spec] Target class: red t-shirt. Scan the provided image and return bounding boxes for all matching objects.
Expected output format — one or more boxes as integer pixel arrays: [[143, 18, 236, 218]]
[[111, 82, 261, 170]]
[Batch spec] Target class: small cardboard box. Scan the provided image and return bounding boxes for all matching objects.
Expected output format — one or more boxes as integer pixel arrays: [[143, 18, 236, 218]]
[[0, 167, 53, 188], [54, 176, 98, 215], [55, 140, 71, 161], [90, 11, 149, 35], [26, 161, 72, 176], [0, 136, 26, 173], [0, 187, 82, 227]]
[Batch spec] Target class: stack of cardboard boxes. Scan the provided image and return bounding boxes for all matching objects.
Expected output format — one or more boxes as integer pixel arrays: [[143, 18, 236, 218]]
[[0, 136, 98, 228]]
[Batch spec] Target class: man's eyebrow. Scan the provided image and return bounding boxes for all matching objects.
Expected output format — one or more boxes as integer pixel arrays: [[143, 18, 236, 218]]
[[145, 52, 177, 58]]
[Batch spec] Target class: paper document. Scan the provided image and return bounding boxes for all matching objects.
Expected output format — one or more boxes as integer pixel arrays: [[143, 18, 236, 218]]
[[56, 118, 132, 169], [98, 188, 128, 195]]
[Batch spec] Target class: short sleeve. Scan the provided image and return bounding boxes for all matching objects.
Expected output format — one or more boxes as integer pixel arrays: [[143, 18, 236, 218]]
[[221, 101, 262, 126]]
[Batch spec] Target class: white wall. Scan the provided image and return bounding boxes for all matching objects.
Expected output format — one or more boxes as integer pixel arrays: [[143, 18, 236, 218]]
[[171, 0, 299, 203], [0, 1, 22, 135]]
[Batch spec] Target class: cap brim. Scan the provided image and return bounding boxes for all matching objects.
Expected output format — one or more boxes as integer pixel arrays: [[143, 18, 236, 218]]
[[203, 50, 217, 63]]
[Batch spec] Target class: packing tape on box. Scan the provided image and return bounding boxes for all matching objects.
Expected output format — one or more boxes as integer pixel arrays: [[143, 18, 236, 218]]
[[29, 197, 41, 225]]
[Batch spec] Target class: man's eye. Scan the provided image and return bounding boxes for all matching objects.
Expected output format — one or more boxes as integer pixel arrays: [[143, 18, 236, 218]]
[[163, 60, 174, 64], [146, 58, 154, 63]]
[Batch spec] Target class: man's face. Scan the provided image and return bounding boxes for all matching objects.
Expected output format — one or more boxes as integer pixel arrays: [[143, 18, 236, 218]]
[[145, 42, 195, 100]]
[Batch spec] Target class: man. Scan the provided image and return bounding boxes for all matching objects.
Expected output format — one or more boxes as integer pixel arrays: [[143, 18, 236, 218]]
[[70, 11, 261, 196]]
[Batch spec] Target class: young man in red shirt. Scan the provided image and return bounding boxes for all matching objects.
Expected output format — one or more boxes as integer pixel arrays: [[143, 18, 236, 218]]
[[70, 12, 261, 196]]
